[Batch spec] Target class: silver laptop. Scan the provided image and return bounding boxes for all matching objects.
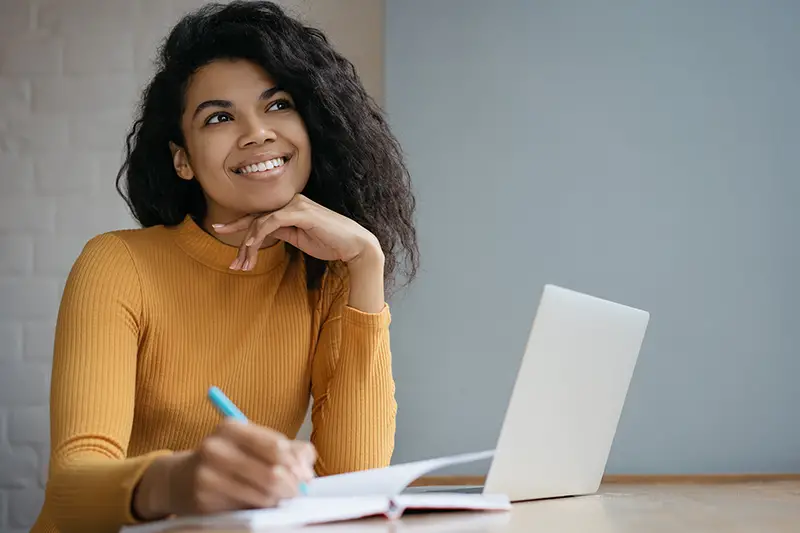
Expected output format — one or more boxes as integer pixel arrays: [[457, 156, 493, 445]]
[[406, 284, 650, 502]]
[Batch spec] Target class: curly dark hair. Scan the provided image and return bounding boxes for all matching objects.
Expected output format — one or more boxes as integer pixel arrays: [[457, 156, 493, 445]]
[[116, 0, 418, 292]]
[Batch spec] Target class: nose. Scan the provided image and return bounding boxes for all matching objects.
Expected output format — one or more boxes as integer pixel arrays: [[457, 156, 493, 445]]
[[238, 115, 276, 148]]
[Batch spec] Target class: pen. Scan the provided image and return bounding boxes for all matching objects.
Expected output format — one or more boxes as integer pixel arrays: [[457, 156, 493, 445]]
[[207, 386, 308, 495], [208, 386, 248, 422]]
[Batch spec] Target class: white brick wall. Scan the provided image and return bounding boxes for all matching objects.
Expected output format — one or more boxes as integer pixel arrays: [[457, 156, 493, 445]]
[[0, 1, 383, 529]]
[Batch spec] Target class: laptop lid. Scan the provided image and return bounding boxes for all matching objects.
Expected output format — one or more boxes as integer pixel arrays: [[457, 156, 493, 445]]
[[484, 284, 650, 502]]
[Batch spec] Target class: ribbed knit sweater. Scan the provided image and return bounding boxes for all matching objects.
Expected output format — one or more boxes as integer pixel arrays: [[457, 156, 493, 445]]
[[31, 215, 396, 533]]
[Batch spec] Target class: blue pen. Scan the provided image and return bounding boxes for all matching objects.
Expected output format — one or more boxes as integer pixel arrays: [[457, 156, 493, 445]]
[[208, 386, 248, 422], [207, 386, 308, 495]]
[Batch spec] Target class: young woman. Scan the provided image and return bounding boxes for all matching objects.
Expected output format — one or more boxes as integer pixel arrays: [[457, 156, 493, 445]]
[[32, 2, 419, 532]]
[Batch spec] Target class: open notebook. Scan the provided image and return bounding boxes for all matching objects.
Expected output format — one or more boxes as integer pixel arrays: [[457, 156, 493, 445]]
[[122, 450, 509, 532]]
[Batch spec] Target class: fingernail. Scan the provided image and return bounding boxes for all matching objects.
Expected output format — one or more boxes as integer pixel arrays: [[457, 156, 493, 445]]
[[242, 260, 250, 271], [245, 237, 255, 247], [299, 482, 308, 495], [212, 224, 224, 229]]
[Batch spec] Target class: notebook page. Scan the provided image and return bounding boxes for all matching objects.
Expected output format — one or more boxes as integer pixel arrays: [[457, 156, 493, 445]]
[[306, 450, 494, 498], [250, 497, 391, 528], [120, 497, 391, 533]]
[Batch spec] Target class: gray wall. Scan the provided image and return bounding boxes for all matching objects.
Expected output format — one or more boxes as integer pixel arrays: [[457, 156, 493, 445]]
[[385, 0, 800, 474]]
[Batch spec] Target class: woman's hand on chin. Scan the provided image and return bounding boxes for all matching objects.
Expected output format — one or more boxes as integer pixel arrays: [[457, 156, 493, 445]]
[[213, 194, 386, 312]]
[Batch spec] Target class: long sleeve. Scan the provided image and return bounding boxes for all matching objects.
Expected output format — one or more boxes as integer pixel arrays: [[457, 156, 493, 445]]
[[309, 272, 397, 476], [45, 234, 171, 533]]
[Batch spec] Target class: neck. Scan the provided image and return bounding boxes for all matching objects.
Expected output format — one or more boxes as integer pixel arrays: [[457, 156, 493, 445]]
[[173, 215, 288, 275], [201, 203, 279, 249]]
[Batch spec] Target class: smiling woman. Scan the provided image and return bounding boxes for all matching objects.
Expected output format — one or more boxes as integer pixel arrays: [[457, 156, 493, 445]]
[[31, 2, 419, 533], [170, 62, 314, 230]]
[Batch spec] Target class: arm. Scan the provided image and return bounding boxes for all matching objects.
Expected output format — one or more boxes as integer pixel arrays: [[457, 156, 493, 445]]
[[45, 234, 171, 532], [309, 252, 397, 475], [211, 195, 397, 474]]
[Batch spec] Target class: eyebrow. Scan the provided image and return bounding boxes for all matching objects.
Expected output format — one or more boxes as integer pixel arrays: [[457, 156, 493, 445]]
[[192, 86, 285, 119]]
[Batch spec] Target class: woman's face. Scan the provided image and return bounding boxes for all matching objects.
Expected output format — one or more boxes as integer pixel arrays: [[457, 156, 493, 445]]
[[173, 59, 312, 222]]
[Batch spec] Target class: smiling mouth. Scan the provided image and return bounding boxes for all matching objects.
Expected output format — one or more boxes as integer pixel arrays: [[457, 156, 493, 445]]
[[232, 155, 291, 175]]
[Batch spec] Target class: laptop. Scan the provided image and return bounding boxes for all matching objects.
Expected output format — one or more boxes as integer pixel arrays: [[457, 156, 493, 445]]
[[405, 284, 650, 502]]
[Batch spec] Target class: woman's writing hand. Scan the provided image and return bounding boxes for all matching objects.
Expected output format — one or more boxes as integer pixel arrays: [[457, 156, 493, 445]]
[[134, 420, 316, 518], [213, 193, 383, 272]]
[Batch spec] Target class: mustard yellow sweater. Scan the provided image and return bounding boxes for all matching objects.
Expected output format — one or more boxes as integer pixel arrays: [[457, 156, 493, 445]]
[[32, 215, 396, 533]]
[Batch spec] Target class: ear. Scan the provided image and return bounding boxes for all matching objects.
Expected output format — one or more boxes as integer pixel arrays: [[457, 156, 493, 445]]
[[169, 141, 194, 181]]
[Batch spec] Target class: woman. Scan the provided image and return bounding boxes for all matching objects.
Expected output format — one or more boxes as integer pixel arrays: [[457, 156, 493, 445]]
[[32, 2, 419, 532]]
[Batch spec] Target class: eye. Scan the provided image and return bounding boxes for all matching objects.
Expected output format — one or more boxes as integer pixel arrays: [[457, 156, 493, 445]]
[[205, 112, 232, 125], [267, 99, 293, 112]]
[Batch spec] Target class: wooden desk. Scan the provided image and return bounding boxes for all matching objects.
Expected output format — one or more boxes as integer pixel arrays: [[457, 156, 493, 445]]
[[165, 481, 800, 532]]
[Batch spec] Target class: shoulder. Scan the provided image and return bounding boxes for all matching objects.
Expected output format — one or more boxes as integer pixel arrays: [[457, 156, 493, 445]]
[[61, 227, 172, 311], [76, 225, 172, 261], [69, 225, 173, 281]]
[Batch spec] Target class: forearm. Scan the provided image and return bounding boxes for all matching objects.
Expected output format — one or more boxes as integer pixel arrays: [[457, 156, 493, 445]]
[[47, 445, 172, 533], [311, 309, 396, 475]]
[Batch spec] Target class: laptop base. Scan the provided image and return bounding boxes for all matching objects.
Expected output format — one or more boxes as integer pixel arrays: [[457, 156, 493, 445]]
[[402, 485, 484, 494]]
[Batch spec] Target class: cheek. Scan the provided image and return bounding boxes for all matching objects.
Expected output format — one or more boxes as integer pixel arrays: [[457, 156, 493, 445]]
[[284, 116, 311, 155], [188, 132, 234, 179], [295, 129, 313, 169], [295, 132, 313, 179], [281, 119, 312, 177]]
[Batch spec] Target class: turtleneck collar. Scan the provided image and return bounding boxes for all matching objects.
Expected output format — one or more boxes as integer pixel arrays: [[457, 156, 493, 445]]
[[172, 215, 287, 275]]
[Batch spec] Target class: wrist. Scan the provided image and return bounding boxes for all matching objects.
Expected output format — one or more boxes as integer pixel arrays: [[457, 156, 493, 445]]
[[346, 242, 385, 313], [133, 452, 189, 520], [347, 242, 384, 274]]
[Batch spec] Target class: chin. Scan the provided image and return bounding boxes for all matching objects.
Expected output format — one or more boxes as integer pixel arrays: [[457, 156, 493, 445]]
[[243, 191, 299, 214]]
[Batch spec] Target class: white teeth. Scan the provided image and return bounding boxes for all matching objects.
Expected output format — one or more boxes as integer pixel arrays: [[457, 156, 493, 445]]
[[237, 157, 285, 174]]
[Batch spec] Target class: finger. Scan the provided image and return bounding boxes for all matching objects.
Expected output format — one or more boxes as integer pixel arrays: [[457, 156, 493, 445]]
[[241, 216, 284, 271], [212, 214, 257, 234], [230, 241, 247, 270], [290, 441, 317, 481], [218, 420, 298, 468], [230, 216, 264, 270], [241, 226, 265, 272], [262, 464, 301, 500], [200, 431, 280, 492], [259, 208, 315, 237], [216, 440, 300, 499], [270, 226, 300, 248], [221, 424, 304, 497], [237, 218, 263, 270]]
